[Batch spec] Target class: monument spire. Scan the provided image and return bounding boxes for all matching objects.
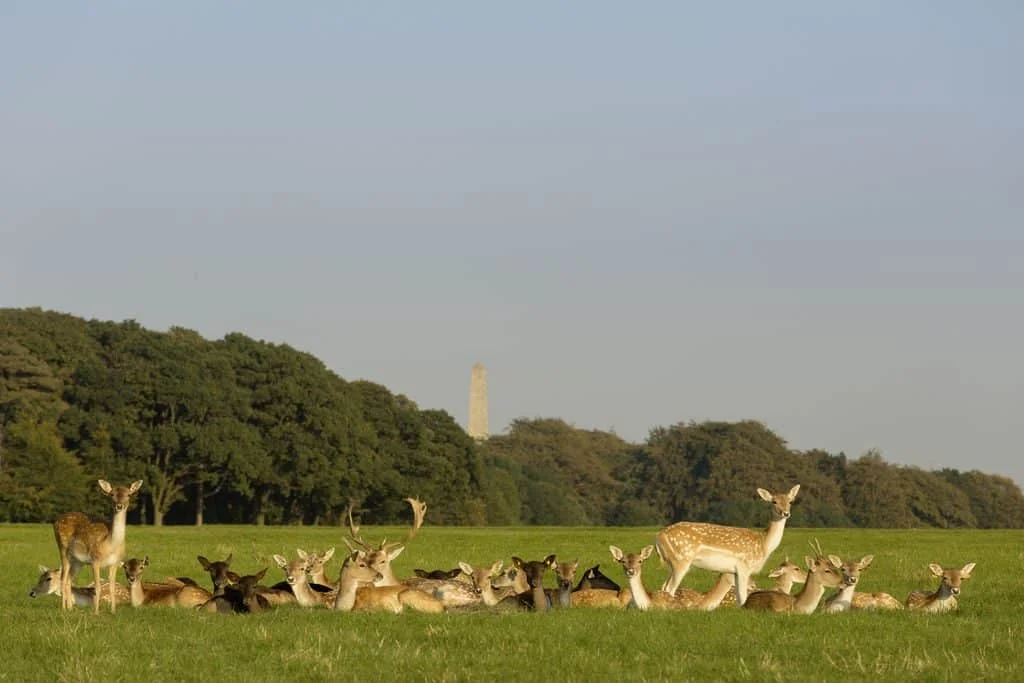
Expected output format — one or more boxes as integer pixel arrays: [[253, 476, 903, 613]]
[[468, 362, 489, 440]]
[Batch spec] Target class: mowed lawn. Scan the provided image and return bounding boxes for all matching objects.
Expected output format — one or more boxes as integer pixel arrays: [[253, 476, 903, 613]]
[[1, 523, 1021, 682]]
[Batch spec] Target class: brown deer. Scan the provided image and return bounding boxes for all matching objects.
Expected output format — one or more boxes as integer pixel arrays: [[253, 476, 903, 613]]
[[197, 554, 235, 597], [29, 565, 130, 607], [457, 556, 555, 611], [53, 479, 143, 613], [573, 565, 620, 592], [822, 555, 874, 613], [851, 590, 903, 610], [303, 548, 337, 589], [766, 558, 807, 594], [742, 549, 843, 614], [655, 484, 799, 609], [272, 550, 336, 607], [332, 550, 444, 613], [343, 498, 427, 587], [120, 557, 212, 608], [546, 560, 579, 608], [609, 545, 703, 611], [451, 560, 506, 608], [906, 563, 975, 613]]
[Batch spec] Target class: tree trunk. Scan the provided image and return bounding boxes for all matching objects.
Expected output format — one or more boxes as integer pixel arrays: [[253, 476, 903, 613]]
[[153, 506, 164, 527], [195, 480, 204, 527]]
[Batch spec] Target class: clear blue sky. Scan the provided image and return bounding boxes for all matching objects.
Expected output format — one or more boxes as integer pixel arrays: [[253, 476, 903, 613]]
[[3, 3, 1022, 484]]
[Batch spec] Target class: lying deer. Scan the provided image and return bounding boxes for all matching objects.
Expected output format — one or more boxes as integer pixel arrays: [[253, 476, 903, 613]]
[[333, 551, 444, 613], [303, 548, 338, 589], [608, 545, 703, 611], [766, 558, 807, 594], [199, 568, 272, 614], [573, 564, 620, 592], [906, 563, 975, 613], [743, 553, 843, 614], [822, 555, 873, 613], [29, 565, 130, 607], [455, 557, 555, 611], [120, 557, 212, 608], [273, 551, 337, 607]]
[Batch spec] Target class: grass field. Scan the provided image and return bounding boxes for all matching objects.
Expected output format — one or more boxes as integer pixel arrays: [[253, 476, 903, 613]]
[[1, 523, 1021, 682]]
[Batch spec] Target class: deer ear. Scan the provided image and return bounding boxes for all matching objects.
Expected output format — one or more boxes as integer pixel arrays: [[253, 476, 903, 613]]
[[255, 568, 267, 582], [961, 562, 976, 578], [490, 560, 504, 575], [609, 546, 623, 561], [129, 480, 143, 494], [828, 555, 843, 569], [859, 555, 874, 570], [323, 548, 335, 562], [544, 554, 557, 567], [197, 556, 210, 569], [928, 563, 944, 577], [458, 562, 474, 576], [273, 555, 288, 568], [142, 556, 149, 567], [39, 565, 50, 573], [226, 571, 241, 583], [98, 480, 113, 495], [387, 546, 405, 561], [804, 556, 815, 570], [296, 549, 309, 561], [756, 488, 773, 502], [512, 557, 525, 569], [224, 553, 232, 566], [787, 484, 801, 501], [640, 546, 654, 562]]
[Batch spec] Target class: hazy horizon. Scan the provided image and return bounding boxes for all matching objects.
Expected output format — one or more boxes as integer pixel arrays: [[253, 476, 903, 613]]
[[3, 3, 1021, 485]]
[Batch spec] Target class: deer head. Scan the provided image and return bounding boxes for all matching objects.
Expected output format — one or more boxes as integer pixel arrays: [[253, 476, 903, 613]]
[[929, 562, 976, 596], [755, 484, 800, 521], [343, 498, 427, 585]]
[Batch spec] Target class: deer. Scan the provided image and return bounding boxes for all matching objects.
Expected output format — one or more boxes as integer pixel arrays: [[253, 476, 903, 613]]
[[120, 557, 212, 608], [654, 484, 799, 609], [332, 550, 444, 613], [451, 560, 506, 608], [29, 565, 130, 607], [455, 557, 555, 611], [200, 568, 272, 614], [413, 568, 464, 581], [766, 558, 807, 594], [822, 555, 874, 613], [52, 479, 143, 613], [614, 545, 714, 610], [905, 563, 975, 613], [303, 548, 338, 589], [343, 498, 427, 587], [742, 543, 843, 614], [573, 564, 620, 592], [546, 560, 579, 608], [272, 550, 336, 607]]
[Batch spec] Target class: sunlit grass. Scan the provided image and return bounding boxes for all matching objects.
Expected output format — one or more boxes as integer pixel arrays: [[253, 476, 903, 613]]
[[2, 524, 1021, 681]]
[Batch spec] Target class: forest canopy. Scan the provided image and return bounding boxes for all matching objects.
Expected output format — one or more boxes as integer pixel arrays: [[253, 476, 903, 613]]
[[2, 308, 1022, 528]]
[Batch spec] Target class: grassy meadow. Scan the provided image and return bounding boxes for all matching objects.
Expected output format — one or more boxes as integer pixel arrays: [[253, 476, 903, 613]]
[[1, 523, 1021, 682]]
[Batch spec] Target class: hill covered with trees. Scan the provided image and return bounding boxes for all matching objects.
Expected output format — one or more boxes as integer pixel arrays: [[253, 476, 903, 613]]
[[2, 308, 1022, 528]]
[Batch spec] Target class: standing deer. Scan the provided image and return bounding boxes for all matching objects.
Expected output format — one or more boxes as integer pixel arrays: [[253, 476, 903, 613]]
[[906, 563, 975, 613], [53, 479, 143, 613], [654, 484, 800, 608], [343, 498, 427, 586]]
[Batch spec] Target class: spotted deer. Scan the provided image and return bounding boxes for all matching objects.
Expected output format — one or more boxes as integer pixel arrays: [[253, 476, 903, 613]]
[[332, 550, 444, 613], [53, 479, 143, 613], [654, 484, 800, 608], [29, 565, 130, 607], [822, 555, 874, 613], [742, 552, 843, 614], [906, 563, 975, 613], [303, 548, 337, 589], [120, 557, 212, 608], [453, 560, 507, 607]]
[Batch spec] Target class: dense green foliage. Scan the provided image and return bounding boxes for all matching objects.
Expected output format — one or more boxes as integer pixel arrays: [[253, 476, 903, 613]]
[[2, 308, 1022, 527], [3, 524, 1022, 682]]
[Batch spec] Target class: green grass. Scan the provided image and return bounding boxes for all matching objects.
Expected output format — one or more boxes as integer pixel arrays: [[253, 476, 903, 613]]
[[2, 524, 1021, 682]]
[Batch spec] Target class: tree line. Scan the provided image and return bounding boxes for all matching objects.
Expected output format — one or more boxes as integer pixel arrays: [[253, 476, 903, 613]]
[[2, 308, 1022, 528]]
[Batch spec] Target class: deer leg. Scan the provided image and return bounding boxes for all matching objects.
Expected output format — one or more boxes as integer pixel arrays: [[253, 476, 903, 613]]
[[734, 567, 751, 607], [108, 563, 118, 613], [698, 573, 733, 611], [92, 564, 102, 614], [661, 558, 692, 595]]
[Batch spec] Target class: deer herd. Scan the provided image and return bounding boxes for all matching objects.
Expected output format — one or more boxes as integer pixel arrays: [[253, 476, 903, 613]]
[[31, 480, 976, 617]]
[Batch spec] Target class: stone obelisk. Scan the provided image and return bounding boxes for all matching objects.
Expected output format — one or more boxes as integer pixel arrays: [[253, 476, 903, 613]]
[[468, 362, 489, 440]]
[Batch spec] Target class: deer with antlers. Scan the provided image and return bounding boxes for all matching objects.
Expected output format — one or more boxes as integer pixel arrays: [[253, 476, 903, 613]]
[[742, 540, 843, 614], [52, 479, 143, 613], [343, 498, 427, 587], [332, 550, 444, 613], [654, 484, 800, 609]]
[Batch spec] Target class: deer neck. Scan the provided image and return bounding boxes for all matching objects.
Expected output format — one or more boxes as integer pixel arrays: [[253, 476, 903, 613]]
[[374, 565, 400, 587], [333, 574, 361, 611], [793, 573, 830, 614], [828, 584, 856, 611], [557, 585, 571, 608], [761, 516, 788, 559], [128, 580, 144, 607], [109, 506, 130, 555], [310, 568, 333, 588], [530, 584, 549, 611], [627, 574, 651, 611], [291, 574, 319, 608], [773, 575, 795, 593], [479, 583, 500, 607]]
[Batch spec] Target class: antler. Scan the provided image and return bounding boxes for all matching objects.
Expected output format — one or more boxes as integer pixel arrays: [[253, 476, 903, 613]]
[[381, 497, 427, 552], [343, 500, 373, 553], [808, 538, 825, 559]]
